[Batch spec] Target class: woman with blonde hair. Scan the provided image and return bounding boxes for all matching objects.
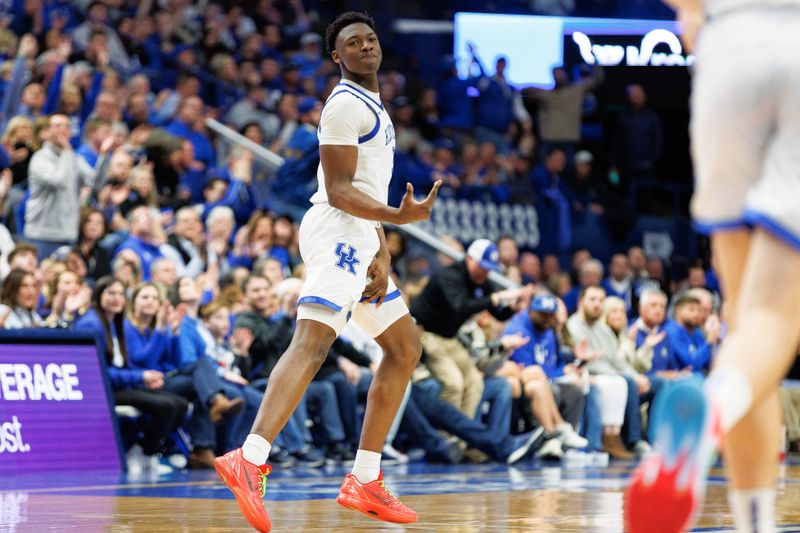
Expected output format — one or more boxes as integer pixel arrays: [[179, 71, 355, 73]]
[[1, 115, 36, 186], [603, 296, 664, 374], [598, 296, 664, 458]]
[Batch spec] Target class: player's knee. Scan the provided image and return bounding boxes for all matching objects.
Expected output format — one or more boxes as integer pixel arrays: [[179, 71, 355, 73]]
[[386, 334, 422, 369], [289, 337, 331, 365]]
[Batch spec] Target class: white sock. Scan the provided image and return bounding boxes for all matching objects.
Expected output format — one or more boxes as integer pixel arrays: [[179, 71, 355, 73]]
[[351, 449, 381, 484], [729, 488, 776, 533], [705, 365, 753, 432], [242, 434, 271, 465]]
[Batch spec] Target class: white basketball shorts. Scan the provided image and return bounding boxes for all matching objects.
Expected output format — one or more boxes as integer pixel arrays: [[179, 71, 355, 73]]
[[295, 203, 408, 338], [691, 8, 800, 248]]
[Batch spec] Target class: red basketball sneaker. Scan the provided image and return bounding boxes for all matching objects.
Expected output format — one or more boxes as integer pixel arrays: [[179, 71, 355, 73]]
[[625, 377, 724, 533], [214, 448, 272, 532], [336, 472, 418, 524]]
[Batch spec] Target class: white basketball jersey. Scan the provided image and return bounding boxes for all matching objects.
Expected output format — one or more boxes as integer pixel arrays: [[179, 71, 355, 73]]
[[311, 79, 395, 210]]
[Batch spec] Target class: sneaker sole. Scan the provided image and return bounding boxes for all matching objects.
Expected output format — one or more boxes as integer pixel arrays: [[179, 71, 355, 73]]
[[507, 427, 544, 465], [336, 494, 418, 524], [625, 377, 714, 533], [214, 458, 272, 533]]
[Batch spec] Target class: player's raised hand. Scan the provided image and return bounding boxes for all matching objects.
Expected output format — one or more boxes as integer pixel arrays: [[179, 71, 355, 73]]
[[393, 180, 442, 224]]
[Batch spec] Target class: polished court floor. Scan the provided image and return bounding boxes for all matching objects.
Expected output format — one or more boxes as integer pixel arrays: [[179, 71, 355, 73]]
[[3, 459, 800, 532]]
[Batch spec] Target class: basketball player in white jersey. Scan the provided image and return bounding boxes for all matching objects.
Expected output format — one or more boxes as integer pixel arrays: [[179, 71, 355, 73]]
[[626, 2, 800, 532], [214, 12, 442, 532]]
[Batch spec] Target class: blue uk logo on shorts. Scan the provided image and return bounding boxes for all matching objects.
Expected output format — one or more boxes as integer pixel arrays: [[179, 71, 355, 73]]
[[334, 242, 360, 275]]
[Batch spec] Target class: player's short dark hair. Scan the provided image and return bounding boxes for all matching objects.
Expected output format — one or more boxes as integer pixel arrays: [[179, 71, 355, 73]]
[[324, 11, 376, 56]]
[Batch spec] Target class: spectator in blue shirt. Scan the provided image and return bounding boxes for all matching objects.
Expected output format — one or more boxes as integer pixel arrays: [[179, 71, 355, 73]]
[[630, 289, 683, 377], [76, 117, 111, 168], [0, 35, 43, 132], [436, 55, 474, 131], [562, 258, 603, 314], [602, 254, 635, 318], [165, 95, 215, 170], [292, 32, 324, 80], [531, 148, 573, 262], [270, 97, 321, 212], [74, 276, 188, 469], [502, 293, 589, 459], [115, 205, 163, 281], [202, 171, 254, 226], [664, 293, 721, 374], [166, 276, 254, 464], [688, 287, 722, 342], [471, 49, 531, 149]]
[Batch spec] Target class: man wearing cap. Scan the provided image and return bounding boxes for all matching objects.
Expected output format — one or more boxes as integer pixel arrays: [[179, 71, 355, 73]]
[[501, 293, 589, 459], [411, 238, 534, 417]]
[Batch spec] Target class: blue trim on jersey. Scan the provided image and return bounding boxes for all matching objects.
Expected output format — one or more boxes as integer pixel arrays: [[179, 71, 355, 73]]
[[692, 219, 747, 235], [358, 112, 380, 143], [336, 82, 384, 110], [359, 289, 402, 304], [297, 296, 343, 312], [326, 89, 381, 144], [743, 209, 800, 251]]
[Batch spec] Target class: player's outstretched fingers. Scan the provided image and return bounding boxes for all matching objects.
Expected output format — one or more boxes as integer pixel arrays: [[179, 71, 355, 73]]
[[425, 180, 443, 204]]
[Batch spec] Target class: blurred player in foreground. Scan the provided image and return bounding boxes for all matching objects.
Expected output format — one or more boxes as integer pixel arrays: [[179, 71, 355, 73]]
[[626, 1, 800, 532]]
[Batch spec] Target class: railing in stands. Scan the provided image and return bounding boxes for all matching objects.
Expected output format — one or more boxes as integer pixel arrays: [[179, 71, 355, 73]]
[[204, 118, 285, 169]]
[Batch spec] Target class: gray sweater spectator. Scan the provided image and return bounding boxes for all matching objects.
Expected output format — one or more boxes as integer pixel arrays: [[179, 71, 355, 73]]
[[566, 285, 638, 377], [24, 115, 102, 258]]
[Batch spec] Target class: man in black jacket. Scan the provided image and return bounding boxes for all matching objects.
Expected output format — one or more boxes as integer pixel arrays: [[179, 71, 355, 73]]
[[410, 239, 533, 417]]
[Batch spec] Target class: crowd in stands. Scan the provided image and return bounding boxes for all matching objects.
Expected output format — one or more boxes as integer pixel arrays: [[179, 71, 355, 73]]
[[0, 0, 746, 474]]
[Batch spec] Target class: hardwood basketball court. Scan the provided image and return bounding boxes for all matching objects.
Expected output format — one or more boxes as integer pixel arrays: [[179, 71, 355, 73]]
[[3, 461, 800, 532]]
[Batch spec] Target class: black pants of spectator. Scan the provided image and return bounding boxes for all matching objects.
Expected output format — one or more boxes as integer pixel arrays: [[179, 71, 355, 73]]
[[114, 389, 188, 456], [550, 382, 585, 430]]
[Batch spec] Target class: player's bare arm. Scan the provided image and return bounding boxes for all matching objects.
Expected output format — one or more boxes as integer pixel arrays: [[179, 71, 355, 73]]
[[321, 144, 442, 225]]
